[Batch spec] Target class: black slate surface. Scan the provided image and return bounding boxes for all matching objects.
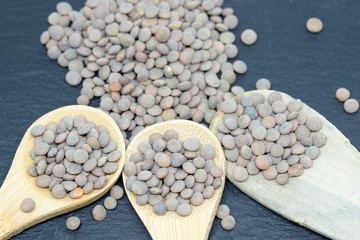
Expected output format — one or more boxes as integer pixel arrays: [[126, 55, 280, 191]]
[[0, 0, 359, 239]]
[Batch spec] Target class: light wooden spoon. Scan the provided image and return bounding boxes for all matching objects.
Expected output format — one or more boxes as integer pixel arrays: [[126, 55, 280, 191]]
[[210, 90, 360, 240], [0, 105, 126, 240], [123, 120, 226, 240]]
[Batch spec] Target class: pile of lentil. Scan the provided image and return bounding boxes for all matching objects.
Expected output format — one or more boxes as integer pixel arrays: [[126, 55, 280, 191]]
[[124, 129, 223, 216], [28, 114, 121, 199], [216, 91, 328, 185], [40, 0, 248, 144]]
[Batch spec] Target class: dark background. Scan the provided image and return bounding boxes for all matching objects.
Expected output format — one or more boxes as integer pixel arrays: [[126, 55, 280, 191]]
[[1, 0, 359, 239]]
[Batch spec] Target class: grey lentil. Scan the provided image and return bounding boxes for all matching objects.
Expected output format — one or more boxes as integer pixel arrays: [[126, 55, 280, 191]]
[[52, 184, 66, 199], [153, 202, 167, 215], [232, 166, 248, 182], [93, 205, 107, 221], [256, 78, 271, 90], [20, 198, 36, 213], [216, 204, 230, 219], [306, 146, 320, 160], [66, 216, 81, 231], [312, 132, 327, 147], [104, 196, 117, 210], [135, 194, 148, 206], [31, 125, 46, 136], [199, 144, 216, 160], [221, 215, 236, 230], [344, 99, 359, 113], [176, 203, 192, 217]]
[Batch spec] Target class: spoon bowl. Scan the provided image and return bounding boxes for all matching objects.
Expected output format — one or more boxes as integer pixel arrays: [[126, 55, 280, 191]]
[[210, 90, 360, 240], [0, 105, 126, 239], [124, 120, 226, 240]]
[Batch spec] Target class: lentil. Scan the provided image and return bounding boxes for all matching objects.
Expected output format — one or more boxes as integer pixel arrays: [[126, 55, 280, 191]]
[[344, 99, 359, 114], [276, 173, 289, 185], [104, 196, 117, 210], [110, 185, 124, 200], [306, 17, 323, 33], [241, 29, 257, 45], [221, 215, 236, 230], [93, 205, 107, 221], [232, 166, 248, 182], [20, 198, 35, 213], [335, 88, 350, 102], [256, 78, 271, 90], [66, 216, 81, 231], [176, 203, 192, 217]]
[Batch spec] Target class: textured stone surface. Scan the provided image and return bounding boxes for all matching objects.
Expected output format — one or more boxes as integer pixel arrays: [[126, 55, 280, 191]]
[[0, 0, 359, 239]]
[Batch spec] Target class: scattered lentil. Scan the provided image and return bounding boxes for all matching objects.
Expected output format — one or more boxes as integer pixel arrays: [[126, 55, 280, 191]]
[[240, 29, 257, 45], [335, 88, 350, 102], [104, 196, 117, 210], [216, 204, 230, 219], [110, 185, 124, 200], [306, 17, 323, 33], [66, 216, 81, 231], [256, 78, 271, 90], [93, 205, 107, 221], [221, 215, 236, 230], [344, 99, 359, 114], [20, 198, 35, 213]]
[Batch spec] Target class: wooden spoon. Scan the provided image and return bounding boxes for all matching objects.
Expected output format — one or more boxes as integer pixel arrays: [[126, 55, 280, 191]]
[[0, 105, 126, 239], [123, 120, 226, 240], [210, 90, 360, 240]]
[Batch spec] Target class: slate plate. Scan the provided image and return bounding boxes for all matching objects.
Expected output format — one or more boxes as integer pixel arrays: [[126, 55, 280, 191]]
[[0, 0, 358, 239]]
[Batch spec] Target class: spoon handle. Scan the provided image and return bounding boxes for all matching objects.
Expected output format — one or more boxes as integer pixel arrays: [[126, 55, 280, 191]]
[[0, 175, 32, 239], [0, 167, 48, 240]]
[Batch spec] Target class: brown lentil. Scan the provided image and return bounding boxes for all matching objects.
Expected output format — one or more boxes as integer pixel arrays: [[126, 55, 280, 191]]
[[335, 88, 350, 102]]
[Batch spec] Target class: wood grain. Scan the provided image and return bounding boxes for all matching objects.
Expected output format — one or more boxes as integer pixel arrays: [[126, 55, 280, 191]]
[[0, 105, 126, 240], [210, 90, 360, 240], [124, 120, 226, 240]]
